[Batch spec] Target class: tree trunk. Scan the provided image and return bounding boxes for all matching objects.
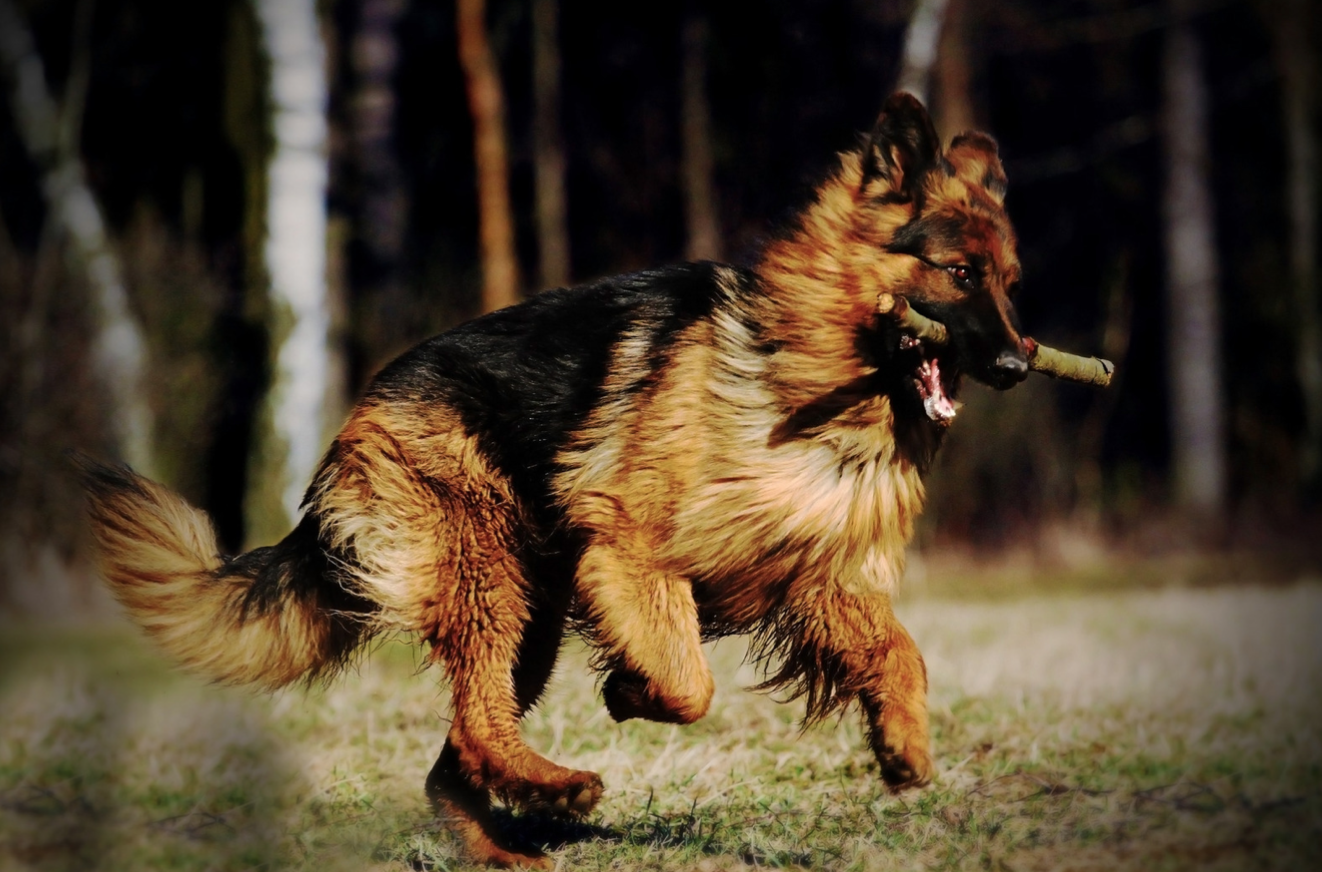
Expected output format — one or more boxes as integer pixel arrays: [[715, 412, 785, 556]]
[[532, 0, 570, 289], [896, 0, 950, 106], [1160, 3, 1227, 516], [1269, 0, 1321, 490], [350, 0, 410, 365], [0, 0, 155, 476], [246, 0, 336, 543], [457, 0, 519, 312], [932, 0, 976, 138], [681, 13, 721, 263]]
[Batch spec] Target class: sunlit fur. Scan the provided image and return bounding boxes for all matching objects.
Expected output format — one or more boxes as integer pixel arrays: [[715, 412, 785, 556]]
[[77, 458, 370, 689], [80, 93, 1027, 868]]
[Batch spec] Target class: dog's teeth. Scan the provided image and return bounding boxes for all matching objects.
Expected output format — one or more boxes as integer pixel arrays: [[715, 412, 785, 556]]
[[914, 355, 957, 423], [923, 394, 957, 423]]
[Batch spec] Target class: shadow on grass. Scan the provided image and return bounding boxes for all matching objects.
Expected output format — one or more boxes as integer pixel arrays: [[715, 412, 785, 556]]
[[0, 625, 295, 871], [427, 804, 815, 868]]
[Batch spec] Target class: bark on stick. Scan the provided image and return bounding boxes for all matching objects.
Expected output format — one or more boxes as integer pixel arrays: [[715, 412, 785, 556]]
[[877, 293, 1114, 387]]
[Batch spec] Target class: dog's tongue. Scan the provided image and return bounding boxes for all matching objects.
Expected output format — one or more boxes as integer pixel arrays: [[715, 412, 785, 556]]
[[915, 357, 957, 423]]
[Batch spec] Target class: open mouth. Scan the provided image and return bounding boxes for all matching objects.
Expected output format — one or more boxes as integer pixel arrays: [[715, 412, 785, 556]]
[[898, 335, 958, 425]]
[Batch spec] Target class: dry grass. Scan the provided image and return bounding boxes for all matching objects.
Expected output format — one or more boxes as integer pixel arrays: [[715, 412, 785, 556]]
[[2, 576, 1320, 871]]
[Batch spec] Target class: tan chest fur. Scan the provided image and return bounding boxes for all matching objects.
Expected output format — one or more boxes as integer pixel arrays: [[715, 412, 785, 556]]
[[554, 280, 926, 630]]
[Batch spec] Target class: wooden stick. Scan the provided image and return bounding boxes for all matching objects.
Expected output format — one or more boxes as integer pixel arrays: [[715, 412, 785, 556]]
[[877, 293, 949, 345], [1022, 338, 1115, 387], [877, 293, 1115, 387]]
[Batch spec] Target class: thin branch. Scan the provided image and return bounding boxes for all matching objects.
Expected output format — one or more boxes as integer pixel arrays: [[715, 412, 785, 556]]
[[877, 293, 1115, 386]]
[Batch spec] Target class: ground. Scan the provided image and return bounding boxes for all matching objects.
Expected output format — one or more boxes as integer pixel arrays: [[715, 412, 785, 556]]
[[1, 564, 1320, 871]]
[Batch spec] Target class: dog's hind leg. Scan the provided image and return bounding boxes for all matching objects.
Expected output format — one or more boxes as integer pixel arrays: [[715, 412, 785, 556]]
[[425, 565, 597, 868], [426, 740, 545, 869], [577, 537, 715, 725], [314, 406, 598, 865], [437, 546, 602, 796]]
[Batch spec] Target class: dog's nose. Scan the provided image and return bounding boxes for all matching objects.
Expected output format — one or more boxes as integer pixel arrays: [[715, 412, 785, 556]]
[[994, 351, 1029, 380]]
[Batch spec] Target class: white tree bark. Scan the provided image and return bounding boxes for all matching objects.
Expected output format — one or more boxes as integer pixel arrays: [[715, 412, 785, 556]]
[[896, 0, 950, 106], [0, 0, 154, 475], [253, 0, 333, 528], [1161, 9, 1227, 514]]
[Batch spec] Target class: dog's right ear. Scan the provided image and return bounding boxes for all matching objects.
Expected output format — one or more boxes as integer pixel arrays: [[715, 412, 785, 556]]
[[863, 92, 940, 198]]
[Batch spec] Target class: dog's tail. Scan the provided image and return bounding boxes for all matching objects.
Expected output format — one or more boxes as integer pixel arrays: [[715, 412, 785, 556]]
[[76, 456, 374, 689]]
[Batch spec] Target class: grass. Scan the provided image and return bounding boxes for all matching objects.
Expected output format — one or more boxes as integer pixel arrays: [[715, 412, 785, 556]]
[[2, 574, 1321, 871]]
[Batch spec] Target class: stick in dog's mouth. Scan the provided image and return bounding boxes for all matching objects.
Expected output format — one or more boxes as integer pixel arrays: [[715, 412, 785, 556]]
[[877, 293, 1116, 389]]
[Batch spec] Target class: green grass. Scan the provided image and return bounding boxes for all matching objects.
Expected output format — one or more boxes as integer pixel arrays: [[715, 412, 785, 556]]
[[2, 578, 1321, 871]]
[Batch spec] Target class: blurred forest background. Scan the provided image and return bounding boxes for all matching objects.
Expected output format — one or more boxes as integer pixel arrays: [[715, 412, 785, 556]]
[[1, 0, 1319, 617]]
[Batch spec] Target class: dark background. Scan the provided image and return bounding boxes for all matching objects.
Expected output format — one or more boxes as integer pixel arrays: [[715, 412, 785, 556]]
[[1, 0, 1319, 612]]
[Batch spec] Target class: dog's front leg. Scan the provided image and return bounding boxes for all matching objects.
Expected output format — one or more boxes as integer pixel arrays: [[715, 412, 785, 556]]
[[857, 613, 932, 790], [789, 584, 934, 791], [576, 534, 715, 725]]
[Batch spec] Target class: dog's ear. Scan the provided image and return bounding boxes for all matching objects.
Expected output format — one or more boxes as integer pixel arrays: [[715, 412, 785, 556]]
[[863, 92, 940, 198], [946, 131, 1008, 204]]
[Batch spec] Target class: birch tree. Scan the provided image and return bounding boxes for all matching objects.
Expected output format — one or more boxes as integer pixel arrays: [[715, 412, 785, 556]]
[[246, 0, 337, 543], [0, 0, 155, 476], [1160, 1, 1227, 515]]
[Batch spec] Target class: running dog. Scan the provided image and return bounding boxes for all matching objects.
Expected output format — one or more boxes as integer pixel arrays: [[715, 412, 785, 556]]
[[81, 92, 1029, 867]]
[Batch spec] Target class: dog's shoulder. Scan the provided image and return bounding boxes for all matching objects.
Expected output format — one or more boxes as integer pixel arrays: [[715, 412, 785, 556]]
[[358, 261, 746, 508], [371, 261, 741, 396]]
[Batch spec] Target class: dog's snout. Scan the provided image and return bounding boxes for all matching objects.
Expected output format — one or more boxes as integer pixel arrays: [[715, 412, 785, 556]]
[[994, 350, 1029, 380]]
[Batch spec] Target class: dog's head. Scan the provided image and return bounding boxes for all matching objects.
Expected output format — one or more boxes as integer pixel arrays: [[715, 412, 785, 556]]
[[855, 94, 1027, 422]]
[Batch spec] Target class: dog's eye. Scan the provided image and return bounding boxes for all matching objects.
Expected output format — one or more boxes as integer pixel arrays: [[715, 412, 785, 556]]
[[947, 265, 976, 290]]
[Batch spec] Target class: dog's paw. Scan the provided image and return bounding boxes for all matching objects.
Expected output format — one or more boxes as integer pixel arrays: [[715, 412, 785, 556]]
[[509, 769, 604, 819], [603, 668, 710, 724], [602, 669, 650, 722], [878, 742, 934, 791], [548, 771, 605, 818]]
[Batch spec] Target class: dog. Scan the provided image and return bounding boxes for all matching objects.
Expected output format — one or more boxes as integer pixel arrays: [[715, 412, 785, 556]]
[[79, 92, 1029, 867]]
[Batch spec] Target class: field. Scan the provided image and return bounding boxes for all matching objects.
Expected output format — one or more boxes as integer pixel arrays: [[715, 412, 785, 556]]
[[2, 567, 1321, 871]]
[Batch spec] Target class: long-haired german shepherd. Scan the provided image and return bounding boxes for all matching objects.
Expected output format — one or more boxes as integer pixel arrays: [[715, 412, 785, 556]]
[[80, 93, 1029, 867]]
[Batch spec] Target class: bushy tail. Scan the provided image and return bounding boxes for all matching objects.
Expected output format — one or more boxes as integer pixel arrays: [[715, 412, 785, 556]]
[[76, 457, 374, 689]]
